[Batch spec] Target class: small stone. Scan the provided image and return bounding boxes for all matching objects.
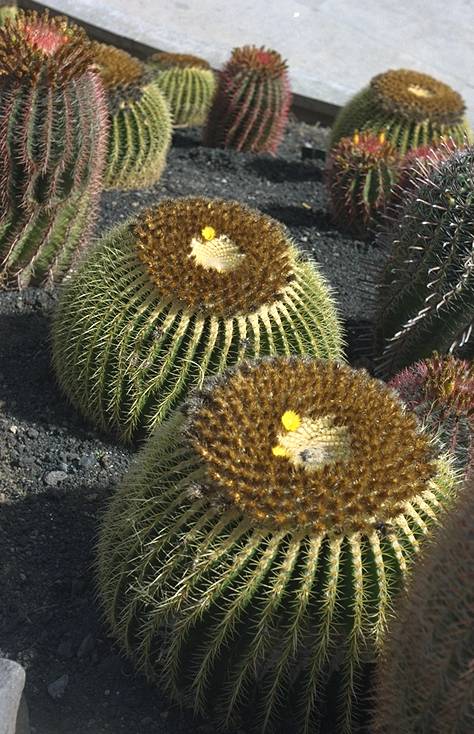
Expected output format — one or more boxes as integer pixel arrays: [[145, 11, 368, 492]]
[[77, 633, 95, 659], [9, 425, 18, 435], [27, 428, 39, 439], [58, 462, 68, 473], [0, 658, 25, 733], [44, 471, 67, 487], [47, 673, 69, 699], [79, 454, 97, 470]]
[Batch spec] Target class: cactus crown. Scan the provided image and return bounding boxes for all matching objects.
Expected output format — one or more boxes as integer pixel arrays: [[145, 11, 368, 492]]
[[150, 50, 211, 69], [331, 130, 398, 167], [186, 358, 436, 534], [227, 44, 288, 78], [91, 42, 150, 109], [135, 197, 294, 316], [371, 69, 465, 123], [0, 9, 92, 84]]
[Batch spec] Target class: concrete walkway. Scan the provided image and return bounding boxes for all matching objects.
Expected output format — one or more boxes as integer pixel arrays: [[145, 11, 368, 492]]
[[19, 0, 474, 123]]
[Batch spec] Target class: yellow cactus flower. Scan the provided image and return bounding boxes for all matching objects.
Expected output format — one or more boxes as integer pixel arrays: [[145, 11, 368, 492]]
[[272, 445, 289, 457], [281, 410, 301, 432], [201, 225, 216, 241]]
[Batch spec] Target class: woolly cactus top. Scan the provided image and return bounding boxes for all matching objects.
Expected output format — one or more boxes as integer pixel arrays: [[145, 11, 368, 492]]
[[91, 42, 150, 109], [150, 51, 211, 70], [371, 69, 465, 123], [226, 44, 288, 78], [135, 198, 294, 316], [0, 9, 93, 84], [185, 358, 437, 534]]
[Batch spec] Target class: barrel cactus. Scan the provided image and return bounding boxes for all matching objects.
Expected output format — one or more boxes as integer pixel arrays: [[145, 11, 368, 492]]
[[98, 356, 456, 734], [374, 475, 474, 734], [91, 42, 172, 190], [52, 197, 343, 442], [330, 69, 470, 155], [148, 51, 216, 127], [376, 142, 474, 375], [0, 10, 108, 288], [203, 45, 291, 154], [326, 131, 399, 240]]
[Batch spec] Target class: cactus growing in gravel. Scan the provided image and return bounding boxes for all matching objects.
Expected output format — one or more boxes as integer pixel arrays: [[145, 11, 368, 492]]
[[374, 475, 474, 734], [97, 356, 456, 734], [91, 42, 172, 190], [148, 51, 216, 127], [52, 197, 344, 442], [326, 131, 399, 239], [203, 45, 291, 154], [330, 69, 470, 155], [0, 10, 108, 288], [376, 142, 474, 375]]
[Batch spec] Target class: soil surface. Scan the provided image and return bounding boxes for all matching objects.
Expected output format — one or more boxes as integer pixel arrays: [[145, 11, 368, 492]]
[[0, 121, 384, 734]]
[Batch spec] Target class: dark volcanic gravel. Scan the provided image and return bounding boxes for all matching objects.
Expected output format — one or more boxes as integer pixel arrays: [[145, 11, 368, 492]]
[[0, 121, 383, 734]]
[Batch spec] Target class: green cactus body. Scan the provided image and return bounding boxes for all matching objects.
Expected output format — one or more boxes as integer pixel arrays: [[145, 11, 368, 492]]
[[148, 52, 216, 127], [97, 357, 457, 733], [92, 42, 172, 190], [374, 476, 474, 733], [0, 11, 108, 288], [330, 69, 471, 155], [376, 143, 474, 375], [52, 198, 344, 442]]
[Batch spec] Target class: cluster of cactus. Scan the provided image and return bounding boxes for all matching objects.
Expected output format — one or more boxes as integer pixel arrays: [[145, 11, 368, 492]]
[[326, 131, 399, 239], [376, 141, 474, 375], [148, 51, 216, 127], [97, 356, 456, 734], [204, 45, 291, 153], [330, 69, 470, 155], [91, 42, 172, 190], [0, 10, 108, 287], [52, 197, 344, 442], [374, 475, 474, 733]]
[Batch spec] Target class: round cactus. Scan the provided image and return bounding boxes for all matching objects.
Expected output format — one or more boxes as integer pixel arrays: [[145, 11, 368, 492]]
[[376, 142, 474, 375], [330, 69, 470, 155], [91, 42, 172, 190], [97, 356, 456, 734], [374, 475, 474, 734], [148, 51, 216, 127], [203, 45, 291, 154], [52, 197, 344, 442], [0, 10, 108, 288], [326, 131, 399, 240]]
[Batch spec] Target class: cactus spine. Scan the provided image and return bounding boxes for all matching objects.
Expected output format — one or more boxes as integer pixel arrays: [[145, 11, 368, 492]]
[[0, 10, 108, 288], [204, 45, 291, 154]]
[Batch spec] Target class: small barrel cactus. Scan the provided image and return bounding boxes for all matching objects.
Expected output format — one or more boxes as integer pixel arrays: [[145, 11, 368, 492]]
[[330, 69, 470, 155], [0, 10, 108, 288], [374, 475, 474, 734], [376, 142, 474, 375], [52, 197, 344, 442], [91, 42, 172, 190], [97, 356, 456, 734], [203, 45, 291, 154], [148, 51, 216, 127], [326, 131, 399, 240]]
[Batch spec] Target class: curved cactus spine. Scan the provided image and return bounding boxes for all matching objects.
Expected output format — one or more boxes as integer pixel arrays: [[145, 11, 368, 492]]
[[97, 356, 457, 734], [52, 197, 344, 442], [0, 10, 108, 288], [91, 42, 172, 190], [148, 52, 216, 127], [203, 45, 291, 154], [376, 142, 474, 375], [330, 69, 471, 155], [374, 475, 474, 734]]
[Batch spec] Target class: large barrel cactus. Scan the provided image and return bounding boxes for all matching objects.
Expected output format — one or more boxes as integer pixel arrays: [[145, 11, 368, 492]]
[[376, 142, 474, 375], [91, 42, 172, 190], [0, 10, 108, 288], [203, 45, 291, 154], [330, 69, 470, 155], [148, 51, 216, 127], [97, 357, 456, 733], [374, 475, 474, 733], [52, 197, 343, 442]]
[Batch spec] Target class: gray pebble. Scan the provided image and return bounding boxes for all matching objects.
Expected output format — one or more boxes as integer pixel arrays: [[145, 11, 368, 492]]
[[47, 673, 69, 699], [43, 471, 67, 487]]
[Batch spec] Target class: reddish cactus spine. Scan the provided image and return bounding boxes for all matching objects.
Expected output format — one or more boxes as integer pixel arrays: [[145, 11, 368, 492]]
[[203, 45, 291, 154]]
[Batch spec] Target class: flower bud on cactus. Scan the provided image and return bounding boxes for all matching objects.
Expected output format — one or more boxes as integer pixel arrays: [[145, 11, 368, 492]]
[[91, 42, 172, 190], [330, 69, 471, 155], [326, 131, 399, 240], [148, 51, 216, 127], [376, 142, 474, 375], [374, 475, 474, 734], [52, 197, 343, 442], [0, 10, 108, 288], [97, 356, 456, 734], [203, 45, 291, 154]]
